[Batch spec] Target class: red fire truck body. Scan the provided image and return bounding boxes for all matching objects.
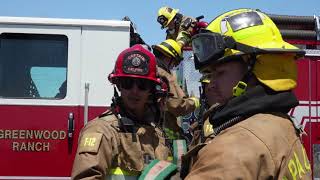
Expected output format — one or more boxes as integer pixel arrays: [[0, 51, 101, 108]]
[[270, 14, 320, 178], [0, 13, 319, 179]]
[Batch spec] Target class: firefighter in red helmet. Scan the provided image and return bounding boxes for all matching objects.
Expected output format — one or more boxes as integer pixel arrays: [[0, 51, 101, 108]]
[[71, 45, 178, 179]]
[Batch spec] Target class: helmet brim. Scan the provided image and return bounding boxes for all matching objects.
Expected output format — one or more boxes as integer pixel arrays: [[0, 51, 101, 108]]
[[164, 9, 179, 28], [109, 74, 161, 84]]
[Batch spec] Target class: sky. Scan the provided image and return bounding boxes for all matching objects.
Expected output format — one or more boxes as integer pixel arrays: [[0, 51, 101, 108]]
[[1, 0, 319, 46]]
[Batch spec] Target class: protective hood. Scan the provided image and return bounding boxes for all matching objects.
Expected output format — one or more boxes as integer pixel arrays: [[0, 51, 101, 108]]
[[209, 85, 298, 129]]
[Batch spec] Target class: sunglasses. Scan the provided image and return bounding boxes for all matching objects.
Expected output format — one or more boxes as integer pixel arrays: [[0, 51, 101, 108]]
[[119, 78, 154, 91]]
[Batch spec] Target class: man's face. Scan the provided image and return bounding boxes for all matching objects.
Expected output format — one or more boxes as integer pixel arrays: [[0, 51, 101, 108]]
[[207, 61, 246, 105], [118, 78, 153, 113], [160, 55, 179, 70]]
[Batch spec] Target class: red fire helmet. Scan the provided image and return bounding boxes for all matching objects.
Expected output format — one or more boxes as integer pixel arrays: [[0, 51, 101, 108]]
[[109, 44, 161, 84]]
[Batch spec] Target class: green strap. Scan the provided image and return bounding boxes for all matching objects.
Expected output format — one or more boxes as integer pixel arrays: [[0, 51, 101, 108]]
[[173, 139, 187, 169], [138, 159, 177, 180], [164, 128, 179, 139]]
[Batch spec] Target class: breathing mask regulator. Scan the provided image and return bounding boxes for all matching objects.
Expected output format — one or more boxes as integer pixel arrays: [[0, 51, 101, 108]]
[[192, 31, 267, 97]]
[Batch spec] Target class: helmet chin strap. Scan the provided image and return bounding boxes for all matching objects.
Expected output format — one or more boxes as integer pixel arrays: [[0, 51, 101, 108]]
[[111, 85, 121, 111], [232, 55, 257, 97]]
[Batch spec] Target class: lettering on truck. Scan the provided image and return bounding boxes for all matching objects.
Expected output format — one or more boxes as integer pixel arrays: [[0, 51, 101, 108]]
[[0, 129, 66, 152]]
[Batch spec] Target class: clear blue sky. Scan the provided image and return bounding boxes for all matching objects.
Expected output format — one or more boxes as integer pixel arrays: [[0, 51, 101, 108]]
[[1, 0, 319, 46]]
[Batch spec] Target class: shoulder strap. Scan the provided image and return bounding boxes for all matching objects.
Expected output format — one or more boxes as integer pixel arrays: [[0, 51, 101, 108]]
[[268, 112, 306, 136], [180, 143, 207, 179], [98, 110, 113, 118]]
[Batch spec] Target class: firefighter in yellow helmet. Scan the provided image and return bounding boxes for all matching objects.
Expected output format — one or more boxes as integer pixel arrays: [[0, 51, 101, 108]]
[[153, 39, 183, 70], [152, 39, 200, 141], [157, 6, 197, 49], [182, 9, 312, 179], [71, 45, 179, 179]]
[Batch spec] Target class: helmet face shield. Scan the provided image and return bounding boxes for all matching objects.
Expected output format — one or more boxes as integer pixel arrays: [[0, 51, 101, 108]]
[[157, 15, 168, 28], [192, 32, 226, 68]]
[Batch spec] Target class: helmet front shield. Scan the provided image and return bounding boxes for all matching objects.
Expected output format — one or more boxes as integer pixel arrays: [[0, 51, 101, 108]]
[[192, 32, 228, 69], [157, 15, 168, 29]]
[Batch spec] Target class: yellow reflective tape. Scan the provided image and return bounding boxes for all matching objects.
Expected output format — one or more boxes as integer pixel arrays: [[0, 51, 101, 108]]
[[293, 152, 305, 178], [109, 167, 140, 176], [302, 147, 311, 171], [190, 97, 200, 109], [84, 137, 96, 147], [288, 158, 297, 180], [79, 133, 102, 153]]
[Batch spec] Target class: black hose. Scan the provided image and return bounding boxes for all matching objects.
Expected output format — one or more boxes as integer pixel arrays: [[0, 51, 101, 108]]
[[268, 14, 315, 26], [280, 29, 317, 40]]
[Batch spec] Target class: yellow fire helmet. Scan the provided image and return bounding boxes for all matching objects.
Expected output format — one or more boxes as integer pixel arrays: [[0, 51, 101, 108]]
[[157, 6, 179, 28], [152, 39, 183, 63], [193, 8, 305, 91]]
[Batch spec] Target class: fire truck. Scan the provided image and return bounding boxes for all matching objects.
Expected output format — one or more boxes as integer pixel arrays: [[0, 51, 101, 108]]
[[0, 12, 319, 179], [0, 16, 130, 179]]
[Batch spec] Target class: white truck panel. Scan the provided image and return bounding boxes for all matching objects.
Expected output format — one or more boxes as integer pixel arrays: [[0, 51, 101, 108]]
[[0, 17, 130, 106], [80, 26, 130, 106]]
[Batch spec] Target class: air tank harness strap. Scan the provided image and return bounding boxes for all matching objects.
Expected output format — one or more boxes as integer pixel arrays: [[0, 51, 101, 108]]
[[138, 140, 186, 179]]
